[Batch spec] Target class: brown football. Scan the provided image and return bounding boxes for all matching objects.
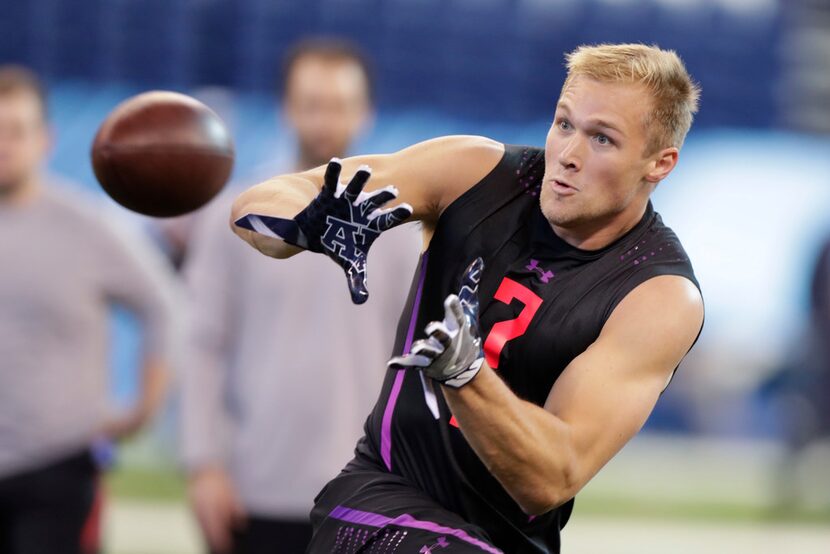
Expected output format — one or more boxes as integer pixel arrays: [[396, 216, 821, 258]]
[[91, 91, 234, 217]]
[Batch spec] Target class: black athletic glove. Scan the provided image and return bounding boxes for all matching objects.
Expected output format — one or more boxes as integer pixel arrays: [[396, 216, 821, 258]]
[[235, 159, 413, 304], [388, 258, 485, 388]]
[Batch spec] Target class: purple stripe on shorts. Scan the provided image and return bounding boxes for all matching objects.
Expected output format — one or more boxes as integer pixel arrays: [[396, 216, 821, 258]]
[[329, 505, 503, 554], [381, 252, 429, 471]]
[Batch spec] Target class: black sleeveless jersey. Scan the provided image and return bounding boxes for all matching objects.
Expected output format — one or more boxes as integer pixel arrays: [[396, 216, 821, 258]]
[[349, 144, 700, 553]]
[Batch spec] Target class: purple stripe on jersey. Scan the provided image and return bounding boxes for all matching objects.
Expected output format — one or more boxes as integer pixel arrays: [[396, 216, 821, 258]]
[[329, 505, 391, 527], [381, 251, 429, 471], [328, 505, 503, 554]]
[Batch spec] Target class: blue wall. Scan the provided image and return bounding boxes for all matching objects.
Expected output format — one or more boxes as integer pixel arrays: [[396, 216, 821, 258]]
[[2, 0, 783, 125]]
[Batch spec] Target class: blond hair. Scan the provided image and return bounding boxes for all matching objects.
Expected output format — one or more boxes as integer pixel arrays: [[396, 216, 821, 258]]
[[564, 44, 700, 153]]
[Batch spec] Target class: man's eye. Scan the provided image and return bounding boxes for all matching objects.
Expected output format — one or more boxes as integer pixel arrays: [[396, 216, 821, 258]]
[[558, 120, 571, 131], [595, 134, 611, 146]]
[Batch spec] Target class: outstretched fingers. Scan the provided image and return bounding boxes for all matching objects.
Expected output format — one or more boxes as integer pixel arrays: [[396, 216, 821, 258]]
[[425, 320, 453, 348], [388, 352, 433, 369], [344, 254, 369, 305], [461, 257, 484, 291], [411, 336, 444, 360], [445, 295, 469, 330], [343, 165, 372, 203], [361, 185, 399, 210], [368, 203, 414, 232], [323, 158, 343, 195], [457, 257, 484, 314]]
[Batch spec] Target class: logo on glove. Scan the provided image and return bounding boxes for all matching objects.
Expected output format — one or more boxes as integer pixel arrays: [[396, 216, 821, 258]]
[[234, 158, 413, 304]]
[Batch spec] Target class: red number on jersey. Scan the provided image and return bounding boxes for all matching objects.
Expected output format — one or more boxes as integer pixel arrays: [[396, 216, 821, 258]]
[[450, 277, 544, 429], [483, 277, 543, 369]]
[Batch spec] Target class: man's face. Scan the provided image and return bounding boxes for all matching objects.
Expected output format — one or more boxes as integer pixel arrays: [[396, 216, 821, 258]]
[[541, 76, 659, 233], [283, 56, 371, 167], [0, 92, 48, 194]]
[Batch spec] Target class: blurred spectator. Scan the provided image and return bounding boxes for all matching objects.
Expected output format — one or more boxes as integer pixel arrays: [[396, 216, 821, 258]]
[[762, 234, 830, 506], [180, 39, 420, 554], [0, 66, 177, 554], [771, 236, 830, 444]]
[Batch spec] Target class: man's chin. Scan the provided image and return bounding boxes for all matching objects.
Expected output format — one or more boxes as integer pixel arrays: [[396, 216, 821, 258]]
[[546, 215, 581, 230], [0, 180, 27, 199], [540, 201, 578, 229], [301, 143, 345, 168]]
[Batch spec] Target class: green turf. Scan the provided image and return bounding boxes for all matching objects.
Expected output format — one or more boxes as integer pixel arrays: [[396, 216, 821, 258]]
[[106, 465, 187, 502], [106, 466, 830, 525], [574, 494, 830, 524]]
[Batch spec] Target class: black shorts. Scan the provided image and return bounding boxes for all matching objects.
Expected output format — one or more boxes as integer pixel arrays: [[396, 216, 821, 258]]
[[211, 516, 312, 554], [308, 467, 503, 554], [0, 450, 102, 554]]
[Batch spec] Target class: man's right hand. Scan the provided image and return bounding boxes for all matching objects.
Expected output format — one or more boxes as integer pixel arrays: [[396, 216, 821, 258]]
[[230, 136, 506, 295], [234, 159, 413, 304], [188, 466, 246, 554]]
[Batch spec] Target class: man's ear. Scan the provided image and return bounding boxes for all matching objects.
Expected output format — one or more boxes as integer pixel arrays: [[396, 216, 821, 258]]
[[645, 147, 679, 184]]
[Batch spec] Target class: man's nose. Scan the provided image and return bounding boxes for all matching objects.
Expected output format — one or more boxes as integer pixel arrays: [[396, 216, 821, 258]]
[[558, 135, 582, 172]]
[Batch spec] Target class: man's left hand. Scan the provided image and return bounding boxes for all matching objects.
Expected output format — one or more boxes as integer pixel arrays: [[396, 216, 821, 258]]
[[388, 257, 485, 388]]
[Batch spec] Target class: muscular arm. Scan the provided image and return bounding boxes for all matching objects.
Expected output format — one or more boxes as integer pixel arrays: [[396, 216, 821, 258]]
[[229, 135, 505, 257], [443, 275, 704, 515]]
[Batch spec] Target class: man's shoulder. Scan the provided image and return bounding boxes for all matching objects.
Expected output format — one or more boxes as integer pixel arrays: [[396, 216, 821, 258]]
[[641, 209, 697, 276], [40, 178, 99, 214], [589, 207, 701, 327], [454, 140, 544, 189], [433, 141, 543, 224], [47, 175, 173, 247], [38, 178, 120, 234]]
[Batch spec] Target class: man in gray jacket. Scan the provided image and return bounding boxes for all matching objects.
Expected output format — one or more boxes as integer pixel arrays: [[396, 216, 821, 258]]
[[0, 66, 177, 554], [180, 39, 420, 554]]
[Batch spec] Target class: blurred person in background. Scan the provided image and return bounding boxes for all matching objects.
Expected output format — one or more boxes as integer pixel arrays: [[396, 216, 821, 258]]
[[761, 235, 830, 507], [180, 38, 420, 554], [0, 66, 177, 554]]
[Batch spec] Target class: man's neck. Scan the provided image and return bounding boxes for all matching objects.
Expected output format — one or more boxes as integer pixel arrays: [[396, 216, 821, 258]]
[[553, 201, 648, 251]]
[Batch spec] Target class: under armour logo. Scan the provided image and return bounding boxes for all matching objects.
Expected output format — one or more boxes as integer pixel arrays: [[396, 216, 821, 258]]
[[420, 536, 449, 553], [526, 259, 554, 283]]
